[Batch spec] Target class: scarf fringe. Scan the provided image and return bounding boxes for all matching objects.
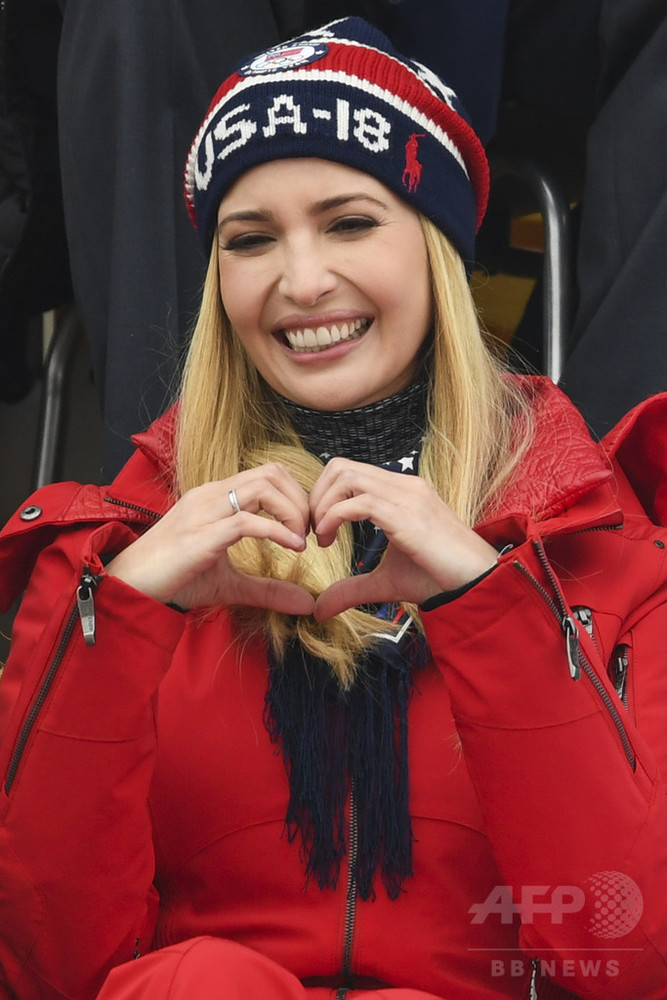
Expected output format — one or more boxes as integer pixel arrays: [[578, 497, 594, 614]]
[[264, 627, 427, 901]]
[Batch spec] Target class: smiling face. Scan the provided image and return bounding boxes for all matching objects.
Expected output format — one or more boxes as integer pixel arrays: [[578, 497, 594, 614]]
[[216, 158, 433, 411]]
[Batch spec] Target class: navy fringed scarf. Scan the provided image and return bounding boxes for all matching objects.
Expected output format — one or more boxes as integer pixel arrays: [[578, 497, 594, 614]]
[[264, 444, 428, 901]]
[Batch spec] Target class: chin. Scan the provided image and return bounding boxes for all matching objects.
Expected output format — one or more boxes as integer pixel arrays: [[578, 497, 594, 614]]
[[300, 391, 372, 412]]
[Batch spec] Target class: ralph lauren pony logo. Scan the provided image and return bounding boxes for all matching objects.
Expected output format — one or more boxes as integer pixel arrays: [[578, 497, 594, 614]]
[[402, 133, 425, 193]]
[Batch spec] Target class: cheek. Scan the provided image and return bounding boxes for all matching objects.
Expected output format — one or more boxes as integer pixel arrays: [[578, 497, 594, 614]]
[[217, 264, 263, 333], [377, 258, 432, 330], [218, 270, 240, 327], [370, 228, 431, 314]]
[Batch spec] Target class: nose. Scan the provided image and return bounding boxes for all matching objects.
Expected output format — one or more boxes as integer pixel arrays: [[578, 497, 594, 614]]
[[277, 240, 337, 305]]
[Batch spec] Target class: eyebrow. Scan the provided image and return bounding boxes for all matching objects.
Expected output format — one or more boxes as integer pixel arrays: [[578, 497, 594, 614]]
[[313, 193, 388, 213], [217, 193, 389, 230]]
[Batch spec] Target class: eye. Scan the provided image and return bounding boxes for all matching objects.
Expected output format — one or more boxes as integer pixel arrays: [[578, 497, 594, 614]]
[[328, 215, 379, 235], [220, 232, 275, 253]]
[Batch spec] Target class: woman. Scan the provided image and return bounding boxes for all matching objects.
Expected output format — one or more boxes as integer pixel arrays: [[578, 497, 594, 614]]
[[0, 17, 666, 1000]]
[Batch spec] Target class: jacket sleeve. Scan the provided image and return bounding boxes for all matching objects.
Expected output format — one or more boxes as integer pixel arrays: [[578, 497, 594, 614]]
[[0, 521, 186, 1000], [421, 534, 667, 999]]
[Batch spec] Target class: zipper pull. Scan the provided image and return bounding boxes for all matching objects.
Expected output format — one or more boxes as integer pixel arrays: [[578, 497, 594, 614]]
[[571, 605, 594, 640], [529, 957, 539, 999], [562, 614, 581, 680], [612, 644, 629, 707], [531, 541, 581, 681], [76, 571, 98, 646]]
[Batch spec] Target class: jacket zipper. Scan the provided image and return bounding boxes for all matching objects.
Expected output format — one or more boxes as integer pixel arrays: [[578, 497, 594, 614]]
[[514, 547, 581, 681], [566, 523, 623, 535], [76, 570, 99, 645], [4, 494, 158, 794], [573, 611, 631, 712], [336, 778, 359, 1000], [514, 540, 636, 770], [103, 495, 162, 521], [611, 644, 630, 710], [4, 570, 99, 794], [571, 606, 600, 657]]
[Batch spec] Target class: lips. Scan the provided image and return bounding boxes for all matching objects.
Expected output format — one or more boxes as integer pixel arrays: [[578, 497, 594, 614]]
[[282, 318, 371, 353]]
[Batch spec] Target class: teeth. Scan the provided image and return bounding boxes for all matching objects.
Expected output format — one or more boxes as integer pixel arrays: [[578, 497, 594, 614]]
[[284, 318, 370, 352]]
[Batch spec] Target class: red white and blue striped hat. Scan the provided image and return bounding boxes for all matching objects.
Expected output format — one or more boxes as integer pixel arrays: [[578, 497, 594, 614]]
[[184, 17, 489, 267]]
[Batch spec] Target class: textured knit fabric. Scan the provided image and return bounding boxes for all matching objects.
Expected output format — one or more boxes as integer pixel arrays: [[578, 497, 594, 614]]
[[277, 375, 428, 463], [184, 17, 489, 266]]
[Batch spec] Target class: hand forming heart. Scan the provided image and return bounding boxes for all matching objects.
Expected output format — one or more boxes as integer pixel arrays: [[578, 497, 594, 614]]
[[105, 458, 498, 617], [309, 458, 498, 619]]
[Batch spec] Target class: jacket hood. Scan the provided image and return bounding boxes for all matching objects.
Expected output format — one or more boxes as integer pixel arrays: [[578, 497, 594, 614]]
[[601, 391, 667, 527]]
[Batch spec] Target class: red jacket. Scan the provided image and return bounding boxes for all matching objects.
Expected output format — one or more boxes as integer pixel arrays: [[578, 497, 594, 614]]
[[0, 378, 666, 1000]]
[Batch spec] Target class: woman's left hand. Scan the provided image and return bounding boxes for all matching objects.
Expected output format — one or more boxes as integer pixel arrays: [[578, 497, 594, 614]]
[[310, 458, 498, 621]]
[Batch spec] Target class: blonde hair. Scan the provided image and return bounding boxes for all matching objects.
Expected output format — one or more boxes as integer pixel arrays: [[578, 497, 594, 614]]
[[176, 217, 533, 687]]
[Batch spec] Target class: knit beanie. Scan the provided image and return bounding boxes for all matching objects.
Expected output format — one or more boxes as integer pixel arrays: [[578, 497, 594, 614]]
[[184, 17, 489, 268]]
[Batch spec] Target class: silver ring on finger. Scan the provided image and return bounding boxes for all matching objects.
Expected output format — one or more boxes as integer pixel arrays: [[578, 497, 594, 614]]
[[228, 488, 242, 514]]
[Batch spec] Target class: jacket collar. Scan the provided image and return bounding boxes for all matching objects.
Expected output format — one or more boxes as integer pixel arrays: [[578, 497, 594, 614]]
[[122, 377, 616, 526], [480, 376, 617, 538], [103, 378, 666, 535]]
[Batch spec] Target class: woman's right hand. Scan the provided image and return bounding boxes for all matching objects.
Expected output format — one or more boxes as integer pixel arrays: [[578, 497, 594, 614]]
[[104, 463, 314, 614]]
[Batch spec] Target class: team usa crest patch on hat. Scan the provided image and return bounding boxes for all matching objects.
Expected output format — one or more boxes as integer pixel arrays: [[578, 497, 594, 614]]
[[240, 41, 329, 76]]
